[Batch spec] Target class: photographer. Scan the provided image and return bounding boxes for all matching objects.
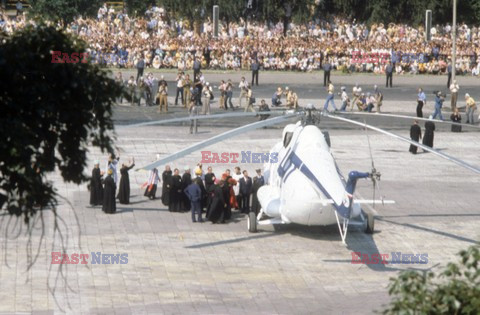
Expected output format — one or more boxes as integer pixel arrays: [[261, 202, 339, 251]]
[[431, 91, 445, 121]]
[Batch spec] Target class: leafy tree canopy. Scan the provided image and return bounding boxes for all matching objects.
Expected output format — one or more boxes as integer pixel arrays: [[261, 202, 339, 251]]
[[28, 0, 103, 25], [25, 0, 480, 27], [384, 245, 480, 314], [0, 25, 120, 223]]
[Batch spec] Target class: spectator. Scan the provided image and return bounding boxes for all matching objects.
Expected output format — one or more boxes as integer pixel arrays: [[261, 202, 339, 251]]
[[465, 93, 476, 124], [431, 91, 445, 121], [323, 81, 337, 112], [238, 77, 249, 108], [251, 58, 259, 86], [272, 87, 283, 107], [449, 79, 459, 111], [339, 86, 349, 111], [417, 88, 426, 118], [450, 108, 462, 132]]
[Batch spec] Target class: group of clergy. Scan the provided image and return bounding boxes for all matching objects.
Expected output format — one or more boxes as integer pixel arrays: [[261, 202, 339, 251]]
[[89, 154, 265, 223], [409, 120, 436, 154], [89, 154, 135, 214], [144, 164, 265, 223]]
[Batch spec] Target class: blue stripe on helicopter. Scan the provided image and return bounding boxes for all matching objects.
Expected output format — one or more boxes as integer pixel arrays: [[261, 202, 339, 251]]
[[283, 166, 296, 182], [277, 152, 350, 218]]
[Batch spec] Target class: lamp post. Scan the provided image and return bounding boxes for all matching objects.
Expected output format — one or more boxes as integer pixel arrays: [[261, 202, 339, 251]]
[[451, 0, 457, 82]]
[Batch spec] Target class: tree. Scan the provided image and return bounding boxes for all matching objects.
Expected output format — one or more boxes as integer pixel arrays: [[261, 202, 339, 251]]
[[383, 245, 480, 314], [29, 0, 103, 25], [0, 25, 120, 224], [125, 0, 156, 17]]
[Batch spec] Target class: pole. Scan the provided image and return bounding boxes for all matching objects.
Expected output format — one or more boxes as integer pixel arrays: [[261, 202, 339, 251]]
[[213, 5, 219, 38], [452, 0, 457, 82]]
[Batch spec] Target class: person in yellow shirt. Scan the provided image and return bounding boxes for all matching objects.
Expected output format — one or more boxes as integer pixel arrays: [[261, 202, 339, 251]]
[[323, 81, 337, 112], [465, 93, 476, 124]]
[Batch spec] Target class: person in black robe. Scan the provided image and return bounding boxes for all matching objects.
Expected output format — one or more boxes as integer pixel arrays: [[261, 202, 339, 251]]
[[251, 169, 265, 215], [409, 121, 422, 154], [118, 158, 135, 204], [221, 177, 232, 221], [422, 120, 436, 150], [204, 166, 216, 206], [161, 165, 172, 206], [168, 168, 183, 212], [204, 166, 216, 192], [103, 170, 116, 214], [89, 161, 104, 206], [205, 182, 215, 219], [181, 167, 192, 212], [207, 180, 227, 224], [450, 108, 462, 132]]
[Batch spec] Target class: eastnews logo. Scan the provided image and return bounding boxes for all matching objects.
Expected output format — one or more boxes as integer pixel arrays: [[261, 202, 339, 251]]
[[51, 252, 128, 264], [200, 150, 278, 164], [51, 51, 89, 63], [351, 252, 428, 264]]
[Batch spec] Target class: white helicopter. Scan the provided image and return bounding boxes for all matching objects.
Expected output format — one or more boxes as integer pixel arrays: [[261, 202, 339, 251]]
[[251, 109, 383, 244], [127, 105, 480, 244]]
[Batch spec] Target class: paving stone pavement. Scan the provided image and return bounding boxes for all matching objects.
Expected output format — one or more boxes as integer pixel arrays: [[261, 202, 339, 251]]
[[1, 94, 480, 314]]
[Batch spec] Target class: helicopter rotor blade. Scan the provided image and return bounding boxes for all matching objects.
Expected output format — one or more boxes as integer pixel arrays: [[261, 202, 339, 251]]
[[137, 113, 299, 171], [325, 113, 480, 175], [120, 111, 287, 128], [337, 111, 480, 130]]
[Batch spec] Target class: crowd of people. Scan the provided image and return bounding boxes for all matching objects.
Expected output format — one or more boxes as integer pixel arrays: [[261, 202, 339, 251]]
[[3, 5, 480, 76], [89, 154, 265, 224]]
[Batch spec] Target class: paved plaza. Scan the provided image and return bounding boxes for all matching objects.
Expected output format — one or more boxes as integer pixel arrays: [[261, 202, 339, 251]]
[[1, 73, 479, 314]]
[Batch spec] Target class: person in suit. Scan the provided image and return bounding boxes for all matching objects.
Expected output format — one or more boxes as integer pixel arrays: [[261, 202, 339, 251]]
[[193, 57, 201, 80], [385, 62, 393, 88], [184, 180, 203, 223], [251, 169, 265, 215], [323, 59, 331, 86], [251, 59, 260, 86], [239, 170, 252, 214], [136, 55, 145, 82]]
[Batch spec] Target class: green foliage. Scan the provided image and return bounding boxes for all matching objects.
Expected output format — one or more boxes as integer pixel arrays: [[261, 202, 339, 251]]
[[25, 0, 480, 27], [125, 0, 154, 17], [383, 245, 480, 314], [0, 25, 120, 223], [29, 0, 104, 24]]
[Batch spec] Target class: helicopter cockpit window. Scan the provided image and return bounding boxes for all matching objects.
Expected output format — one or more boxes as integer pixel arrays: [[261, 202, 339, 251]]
[[283, 132, 293, 147]]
